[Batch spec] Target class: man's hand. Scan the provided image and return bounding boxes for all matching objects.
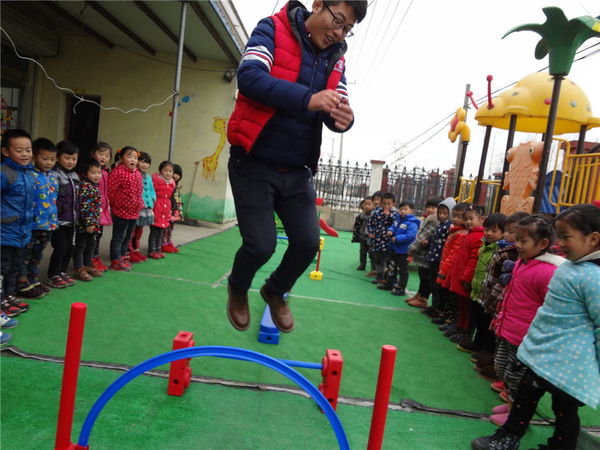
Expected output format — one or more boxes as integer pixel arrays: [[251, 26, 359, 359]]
[[308, 90, 354, 131]]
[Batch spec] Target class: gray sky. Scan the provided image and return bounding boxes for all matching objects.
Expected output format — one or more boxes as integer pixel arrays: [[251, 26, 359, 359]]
[[233, 0, 600, 178]]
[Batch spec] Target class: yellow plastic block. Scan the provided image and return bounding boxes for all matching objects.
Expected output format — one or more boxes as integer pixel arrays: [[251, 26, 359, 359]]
[[310, 270, 323, 280]]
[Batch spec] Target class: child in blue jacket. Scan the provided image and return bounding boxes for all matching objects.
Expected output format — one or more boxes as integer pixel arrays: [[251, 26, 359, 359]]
[[1, 129, 35, 317], [382, 200, 420, 295]]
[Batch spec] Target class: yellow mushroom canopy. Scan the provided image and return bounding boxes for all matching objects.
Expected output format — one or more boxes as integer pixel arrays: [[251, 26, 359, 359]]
[[474, 72, 600, 134]]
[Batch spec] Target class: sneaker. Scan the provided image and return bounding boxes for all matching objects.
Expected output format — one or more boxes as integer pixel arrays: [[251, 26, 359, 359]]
[[93, 257, 109, 272], [430, 316, 445, 325], [391, 287, 406, 296], [365, 270, 377, 277], [148, 252, 161, 260], [60, 272, 76, 286], [439, 323, 456, 332], [120, 256, 132, 269], [356, 265, 366, 270], [158, 251, 166, 258], [1, 332, 12, 347], [74, 267, 93, 282], [377, 282, 393, 291], [371, 278, 381, 285], [16, 285, 45, 299], [491, 381, 505, 393], [133, 250, 148, 261], [85, 266, 104, 278], [34, 282, 51, 295], [1, 299, 21, 317], [492, 403, 510, 415], [442, 327, 458, 338], [471, 429, 520, 450], [48, 275, 68, 289], [128, 251, 144, 263], [161, 244, 176, 254], [490, 412, 509, 427], [457, 340, 479, 353], [6, 295, 29, 313], [0, 311, 18, 329], [110, 260, 127, 271]]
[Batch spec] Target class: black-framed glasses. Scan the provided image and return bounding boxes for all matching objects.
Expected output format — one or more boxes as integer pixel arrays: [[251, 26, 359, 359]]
[[323, 3, 354, 37]]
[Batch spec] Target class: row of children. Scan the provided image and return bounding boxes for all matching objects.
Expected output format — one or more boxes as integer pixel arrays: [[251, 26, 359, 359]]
[[353, 191, 600, 449], [352, 190, 451, 298], [1, 129, 184, 345]]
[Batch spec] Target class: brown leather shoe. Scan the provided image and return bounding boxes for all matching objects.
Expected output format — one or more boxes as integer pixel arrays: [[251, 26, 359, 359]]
[[260, 284, 294, 333], [407, 298, 428, 308], [227, 284, 250, 331]]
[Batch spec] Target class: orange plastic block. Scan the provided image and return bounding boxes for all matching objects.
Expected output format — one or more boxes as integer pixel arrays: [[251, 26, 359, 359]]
[[167, 331, 195, 396], [318, 349, 343, 411]]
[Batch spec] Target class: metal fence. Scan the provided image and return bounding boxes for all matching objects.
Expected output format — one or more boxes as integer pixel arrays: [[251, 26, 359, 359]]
[[312, 160, 457, 215]]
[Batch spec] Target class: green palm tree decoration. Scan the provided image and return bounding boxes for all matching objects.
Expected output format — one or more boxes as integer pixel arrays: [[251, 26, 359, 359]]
[[503, 7, 600, 75], [501, 7, 600, 213]]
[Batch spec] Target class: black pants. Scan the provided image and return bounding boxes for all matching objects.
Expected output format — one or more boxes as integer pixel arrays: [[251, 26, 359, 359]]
[[503, 368, 584, 449], [1, 246, 23, 298], [417, 265, 431, 297], [74, 231, 97, 269], [227, 154, 320, 296], [428, 262, 441, 310], [390, 253, 409, 288], [471, 301, 496, 353], [48, 225, 75, 278], [359, 241, 368, 267], [371, 251, 388, 281], [110, 216, 136, 261], [148, 226, 163, 253]]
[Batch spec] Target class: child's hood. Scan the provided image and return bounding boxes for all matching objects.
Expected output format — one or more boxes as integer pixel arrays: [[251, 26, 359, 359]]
[[438, 197, 456, 219]]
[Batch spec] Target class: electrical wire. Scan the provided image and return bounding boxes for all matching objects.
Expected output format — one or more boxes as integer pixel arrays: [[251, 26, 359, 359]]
[[1, 27, 177, 115]]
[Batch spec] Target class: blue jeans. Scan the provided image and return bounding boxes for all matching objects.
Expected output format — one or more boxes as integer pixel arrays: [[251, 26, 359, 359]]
[[110, 216, 136, 261], [227, 153, 320, 296]]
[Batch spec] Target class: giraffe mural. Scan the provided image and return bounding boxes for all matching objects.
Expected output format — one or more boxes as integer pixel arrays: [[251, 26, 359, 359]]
[[202, 116, 229, 181]]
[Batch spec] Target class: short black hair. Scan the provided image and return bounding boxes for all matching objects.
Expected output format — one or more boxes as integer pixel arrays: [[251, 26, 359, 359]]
[[484, 212, 506, 232], [426, 196, 443, 207], [505, 211, 529, 227], [79, 158, 102, 176], [324, 1, 368, 23], [517, 214, 556, 253], [399, 200, 414, 210], [1, 128, 31, 151], [158, 160, 175, 172], [32, 138, 57, 156], [382, 192, 395, 202], [138, 151, 151, 164], [57, 140, 79, 156], [372, 190, 384, 199], [364, 196, 373, 202]]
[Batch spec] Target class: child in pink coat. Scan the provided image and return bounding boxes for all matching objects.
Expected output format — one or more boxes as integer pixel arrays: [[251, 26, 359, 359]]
[[148, 161, 175, 259], [90, 142, 112, 272]]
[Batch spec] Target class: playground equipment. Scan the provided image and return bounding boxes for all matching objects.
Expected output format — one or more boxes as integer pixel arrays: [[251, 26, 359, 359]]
[[55, 303, 400, 449], [457, 8, 600, 213], [310, 237, 325, 280], [258, 304, 280, 344], [167, 330, 344, 411]]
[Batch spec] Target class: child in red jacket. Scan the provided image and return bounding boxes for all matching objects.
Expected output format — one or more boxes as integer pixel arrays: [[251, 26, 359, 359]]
[[148, 161, 175, 259], [445, 205, 485, 343], [106, 147, 144, 271]]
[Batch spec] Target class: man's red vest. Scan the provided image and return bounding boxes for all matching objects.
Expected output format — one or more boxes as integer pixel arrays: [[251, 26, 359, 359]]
[[227, 5, 345, 153]]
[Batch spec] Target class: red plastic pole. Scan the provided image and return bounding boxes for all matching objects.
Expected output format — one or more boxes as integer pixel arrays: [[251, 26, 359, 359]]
[[315, 248, 322, 272], [55, 302, 87, 450], [367, 345, 397, 450]]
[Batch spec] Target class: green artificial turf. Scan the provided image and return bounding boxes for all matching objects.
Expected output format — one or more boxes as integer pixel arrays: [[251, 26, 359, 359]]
[[1, 229, 599, 448]]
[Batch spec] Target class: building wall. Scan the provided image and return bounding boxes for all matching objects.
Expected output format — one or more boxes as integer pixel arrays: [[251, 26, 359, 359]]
[[32, 35, 237, 224]]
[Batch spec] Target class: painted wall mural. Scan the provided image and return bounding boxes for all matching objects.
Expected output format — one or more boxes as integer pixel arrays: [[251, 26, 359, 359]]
[[202, 116, 228, 181]]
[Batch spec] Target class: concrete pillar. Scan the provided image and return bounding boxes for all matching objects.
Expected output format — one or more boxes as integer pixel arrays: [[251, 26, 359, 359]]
[[369, 160, 386, 194]]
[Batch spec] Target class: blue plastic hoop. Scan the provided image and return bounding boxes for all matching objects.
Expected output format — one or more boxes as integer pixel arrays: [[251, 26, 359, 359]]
[[76, 346, 349, 449]]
